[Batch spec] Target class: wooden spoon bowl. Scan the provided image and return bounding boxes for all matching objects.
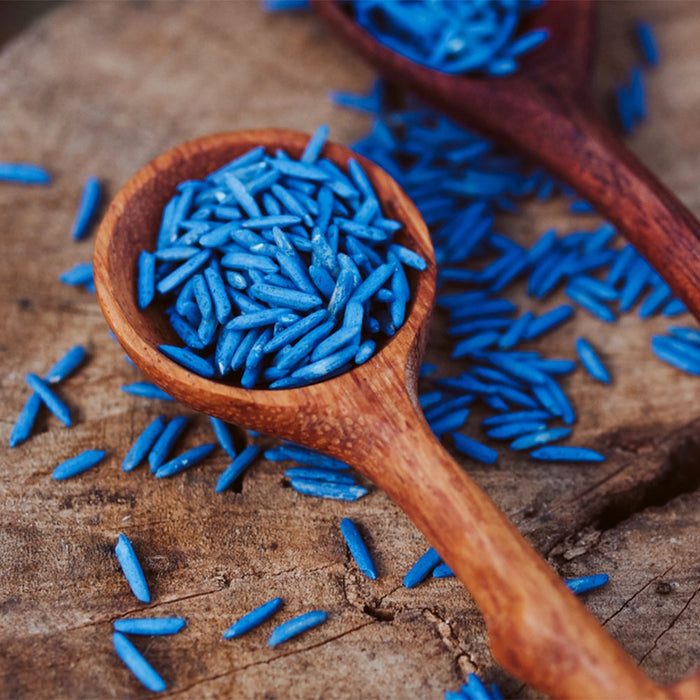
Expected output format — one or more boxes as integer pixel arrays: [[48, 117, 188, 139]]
[[93, 129, 435, 435], [95, 129, 676, 699], [315, 0, 700, 323]]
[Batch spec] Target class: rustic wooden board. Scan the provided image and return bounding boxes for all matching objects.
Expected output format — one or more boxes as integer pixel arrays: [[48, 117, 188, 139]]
[[1, 1, 699, 698]]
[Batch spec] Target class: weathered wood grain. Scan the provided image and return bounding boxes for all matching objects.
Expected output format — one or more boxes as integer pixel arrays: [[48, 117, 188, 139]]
[[1, 1, 700, 698]]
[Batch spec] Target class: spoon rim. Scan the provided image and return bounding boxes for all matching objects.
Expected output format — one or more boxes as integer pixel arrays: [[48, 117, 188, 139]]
[[94, 128, 436, 427]]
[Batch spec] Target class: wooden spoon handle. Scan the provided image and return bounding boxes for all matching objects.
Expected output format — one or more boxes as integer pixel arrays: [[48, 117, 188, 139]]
[[348, 390, 663, 699], [493, 94, 700, 320]]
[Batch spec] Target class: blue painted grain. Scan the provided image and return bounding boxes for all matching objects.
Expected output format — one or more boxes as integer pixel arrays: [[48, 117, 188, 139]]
[[114, 534, 151, 604]]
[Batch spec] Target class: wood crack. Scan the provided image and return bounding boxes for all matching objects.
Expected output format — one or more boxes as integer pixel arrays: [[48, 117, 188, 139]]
[[601, 566, 674, 627], [166, 620, 377, 697], [639, 584, 700, 665]]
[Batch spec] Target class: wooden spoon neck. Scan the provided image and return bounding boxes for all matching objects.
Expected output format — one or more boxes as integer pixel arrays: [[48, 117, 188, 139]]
[[344, 409, 663, 700]]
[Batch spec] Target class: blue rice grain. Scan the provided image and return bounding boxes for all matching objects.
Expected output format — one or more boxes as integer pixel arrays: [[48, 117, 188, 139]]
[[340, 518, 378, 580], [565, 573, 609, 595], [53, 449, 107, 480], [114, 533, 151, 603], [112, 632, 166, 692], [113, 618, 186, 636], [154, 443, 216, 478], [452, 433, 498, 465], [0, 162, 51, 185], [122, 416, 167, 472], [25, 374, 72, 426], [403, 547, 442, 588], [267, 610, 328, 646], [121, 382, 174, 401], [224, 597, 284, 639], [575, 337, 611, 383], [215, 444, 260, 493], [530, 446, 605, 462], [289, 478, 368, 501], [71, 176, 101, 240]]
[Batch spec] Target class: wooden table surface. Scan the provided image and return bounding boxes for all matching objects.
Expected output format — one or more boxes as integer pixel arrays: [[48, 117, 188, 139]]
[[1, 2, 700, 698]]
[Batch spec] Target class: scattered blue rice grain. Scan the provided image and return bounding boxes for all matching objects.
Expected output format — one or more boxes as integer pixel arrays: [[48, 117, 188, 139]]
[[567, 276, 618, 301], [25, 374, 72, 427], [651, 334, 700, 375], [629, 67, 646, 122], [575, 337, 611, 383], [524, 305, 574, 339], [662, 298, 686, 316], [60, 262, 94, 287], [481, 410, 551, 427], [209, 416, 237, 459], [289, 478, 368, 501], [284, 467, 355, 484], [11, 347, 87, 446], [497, 311, 532, 349], [451, 433, 498, 465], [635, 20, 660, 66], [112, 632, 166, 692], [52, 449, 107, 480], [486, 421, 548, 440], [267, 610, 328, 646], [264, 444, 349, 470], [148, 416, 188, 471], [424, 395, 474, 423], [449, 298, 517, 322], [340, 518, 378, 580], [638, 282, 671, 319], [452, 331, 501, 358], [122, 416, 167, 472], [121, 382, 174, 401], [448, 673, 503, 700], [448, 317, 512, 337], [566, 285, 616, 322], [45, 345, 87, 383], [565, 573, 609, 595], [616, 83, 635, 134], [216, 444, 260, 493], [419, 391, 444, 411], [223, 597, 284, 639], [540, 376, 576, 424], [429, 407, 470, 437], [668, 326, 700, 345], [403, 547, 442, 588], [619, 257, 651, 312], [71, 176, 101, 240], [113, 618, 186, 636], [483, 352, 548, 386], [432, 563, 454, 579], [0, 162, 51, 185], [9, 394, 42, 448], [154, 442, 216, 478], [530, 445, 605, 462], [509, 426, 572, 451], [114, 533, 151, 603]]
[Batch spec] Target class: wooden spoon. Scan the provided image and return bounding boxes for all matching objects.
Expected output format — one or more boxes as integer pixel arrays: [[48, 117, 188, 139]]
[[314, 0, 700, 323], [95, 129, 675, 699]]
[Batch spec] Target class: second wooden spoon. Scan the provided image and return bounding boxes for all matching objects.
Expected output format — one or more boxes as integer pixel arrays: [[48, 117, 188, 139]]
[[315, 0, 700, 322]]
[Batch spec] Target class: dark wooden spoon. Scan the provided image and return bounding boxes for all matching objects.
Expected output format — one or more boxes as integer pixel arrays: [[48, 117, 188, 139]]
[[314, 0, 700, 323], [94, 129, 692, 699]]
